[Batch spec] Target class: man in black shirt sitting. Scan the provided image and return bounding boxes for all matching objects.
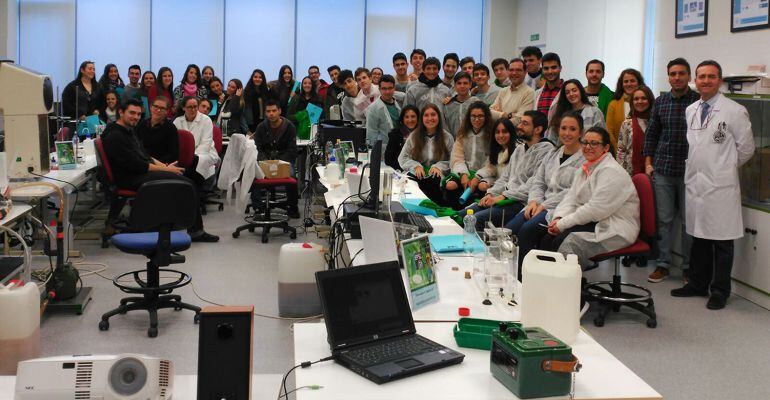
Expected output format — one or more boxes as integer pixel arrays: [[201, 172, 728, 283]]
[[136, 95, 179, 164], [102, 99, 219, 242], [250, 99, 299, 218]]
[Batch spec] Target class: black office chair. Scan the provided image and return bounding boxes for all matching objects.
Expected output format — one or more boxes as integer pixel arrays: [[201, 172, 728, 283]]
[[98, 180, 201, 337]]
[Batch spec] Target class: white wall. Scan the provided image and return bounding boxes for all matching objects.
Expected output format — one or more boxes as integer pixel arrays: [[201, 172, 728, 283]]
[[0, 0, 18, 61], [515, 0, 546, 50], [543, 0, 646, 90], [483, 0, 519, 63], [511, 0, 647, 91], [652, 0, 770, 92]]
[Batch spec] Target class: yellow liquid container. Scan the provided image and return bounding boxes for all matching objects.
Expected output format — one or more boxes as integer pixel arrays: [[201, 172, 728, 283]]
[[0, 282, 40, 374]]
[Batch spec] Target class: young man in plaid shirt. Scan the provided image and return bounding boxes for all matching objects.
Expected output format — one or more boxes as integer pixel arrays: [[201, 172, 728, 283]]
[[642, 58, 700, 283], [533, 52, 563, 120]]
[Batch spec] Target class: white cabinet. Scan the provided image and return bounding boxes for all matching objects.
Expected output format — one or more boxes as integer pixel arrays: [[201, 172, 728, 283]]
[[733, 207, 770, 309]]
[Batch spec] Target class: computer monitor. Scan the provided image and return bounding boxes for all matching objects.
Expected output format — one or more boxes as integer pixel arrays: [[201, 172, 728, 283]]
[[366, 140, 382, 211], [319, 123, 367, 154]]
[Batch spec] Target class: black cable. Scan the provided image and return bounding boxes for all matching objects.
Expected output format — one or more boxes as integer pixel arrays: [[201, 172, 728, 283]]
[[280, 356, 334, 400], [348, 248, 364, 267]]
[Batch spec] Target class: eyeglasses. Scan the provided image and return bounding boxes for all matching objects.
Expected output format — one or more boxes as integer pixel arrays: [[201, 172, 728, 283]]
[[580, 139, 604, 148], [470, 115, 485, 120], [151, 104, 167, 111]]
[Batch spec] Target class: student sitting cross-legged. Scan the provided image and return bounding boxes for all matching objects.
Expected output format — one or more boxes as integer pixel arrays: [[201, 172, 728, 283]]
[[397, 103, 455, 207], [474, 117, 518, 199], [443, 101, 493, 207]]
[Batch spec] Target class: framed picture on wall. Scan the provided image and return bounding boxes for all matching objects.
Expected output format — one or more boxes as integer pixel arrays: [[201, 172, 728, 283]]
[[731, 0, 770, 32], [675, 0, 709, 38]]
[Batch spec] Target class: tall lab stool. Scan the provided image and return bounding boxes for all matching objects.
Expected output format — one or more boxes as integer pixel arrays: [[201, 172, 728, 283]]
[[233, 178, 298, 243], [584, 173, 658, 328], [98, 179, 201, 337]]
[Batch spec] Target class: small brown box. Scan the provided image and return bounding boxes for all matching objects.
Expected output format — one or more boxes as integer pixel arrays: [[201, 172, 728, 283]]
[[259, 160, 292, 179]]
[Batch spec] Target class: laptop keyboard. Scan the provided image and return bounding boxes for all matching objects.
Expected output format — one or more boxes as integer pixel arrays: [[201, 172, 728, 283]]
[[342, 336, 440, 367], [405, 213, 434, 233]]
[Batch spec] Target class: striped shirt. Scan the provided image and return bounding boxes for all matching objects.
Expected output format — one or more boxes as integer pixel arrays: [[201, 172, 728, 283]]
[[642, 89, 700, 177]]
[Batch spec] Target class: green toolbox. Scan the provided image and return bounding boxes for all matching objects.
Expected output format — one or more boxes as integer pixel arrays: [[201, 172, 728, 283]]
[[490, 323, 581, 399], [453, 318, 521, 350]]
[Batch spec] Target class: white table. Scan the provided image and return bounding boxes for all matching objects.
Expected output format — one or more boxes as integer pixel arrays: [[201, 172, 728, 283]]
[[0, 203, 35, 284], [9, 155, 97, 257], [293, 322, 661, 400], [0, 373, 284, 399]]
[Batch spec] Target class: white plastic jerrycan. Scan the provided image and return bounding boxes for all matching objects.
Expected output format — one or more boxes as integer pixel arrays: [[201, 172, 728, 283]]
[[0, 281, 41, 374], [520, 250, 581, 344]]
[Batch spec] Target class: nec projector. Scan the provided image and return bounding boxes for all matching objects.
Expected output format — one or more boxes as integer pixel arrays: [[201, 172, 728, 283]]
[[15, 354, 173, 400]]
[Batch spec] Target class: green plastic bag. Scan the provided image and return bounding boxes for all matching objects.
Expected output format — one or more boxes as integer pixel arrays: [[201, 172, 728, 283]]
[[295, 109, 311, 140]]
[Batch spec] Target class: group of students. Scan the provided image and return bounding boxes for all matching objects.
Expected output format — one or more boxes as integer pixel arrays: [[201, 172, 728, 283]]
[[74, 43, 753, 310], [349, 48, 752, 311]]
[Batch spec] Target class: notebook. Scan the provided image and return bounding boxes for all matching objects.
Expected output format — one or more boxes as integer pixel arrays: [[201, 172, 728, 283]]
[[315, 262, 465, 384]]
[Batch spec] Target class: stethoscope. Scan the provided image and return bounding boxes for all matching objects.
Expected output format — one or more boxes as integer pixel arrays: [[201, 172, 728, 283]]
[[689, 101, 718, 131]]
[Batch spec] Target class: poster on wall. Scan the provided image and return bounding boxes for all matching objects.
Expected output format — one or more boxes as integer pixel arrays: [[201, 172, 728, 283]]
[[675, 0, 709, 38], [731, 0, 770, 32]]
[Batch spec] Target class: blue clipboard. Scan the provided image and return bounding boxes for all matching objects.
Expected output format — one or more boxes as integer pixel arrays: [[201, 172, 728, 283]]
[[429, 234, 486, 254], [306, 103, 322, 124]]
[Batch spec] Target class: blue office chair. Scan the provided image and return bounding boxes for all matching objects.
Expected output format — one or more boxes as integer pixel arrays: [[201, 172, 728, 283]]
[[98, 179, 201, 337]]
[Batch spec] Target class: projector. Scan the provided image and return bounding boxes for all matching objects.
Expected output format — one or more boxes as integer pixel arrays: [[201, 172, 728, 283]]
[[15, 354, 173, 400]]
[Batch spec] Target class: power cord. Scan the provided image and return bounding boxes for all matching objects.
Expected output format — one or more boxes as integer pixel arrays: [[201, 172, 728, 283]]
[[278, 356, 334, 400]]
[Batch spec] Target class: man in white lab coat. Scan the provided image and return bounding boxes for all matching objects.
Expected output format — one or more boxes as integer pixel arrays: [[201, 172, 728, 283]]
[[671, 60, 755, 310]]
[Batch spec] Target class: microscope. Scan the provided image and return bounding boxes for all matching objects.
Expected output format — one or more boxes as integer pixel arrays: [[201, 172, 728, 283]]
[[0, 61, 53, 180]]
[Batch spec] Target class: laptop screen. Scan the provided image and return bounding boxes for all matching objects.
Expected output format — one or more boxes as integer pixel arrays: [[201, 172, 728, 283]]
[[316, 262, 415, 349]]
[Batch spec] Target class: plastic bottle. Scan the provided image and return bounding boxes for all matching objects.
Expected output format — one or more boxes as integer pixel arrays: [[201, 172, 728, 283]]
[[325, 156, 340, 184], [521, 250, 581, 344], [72, 133, 82, 164], [0, 282, 40, 374], [325, 141, 334, 164], [463, 209, 477, 253]]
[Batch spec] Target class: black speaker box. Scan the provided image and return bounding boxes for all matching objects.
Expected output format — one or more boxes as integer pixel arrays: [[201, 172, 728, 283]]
[[197, 306, 254, 400]]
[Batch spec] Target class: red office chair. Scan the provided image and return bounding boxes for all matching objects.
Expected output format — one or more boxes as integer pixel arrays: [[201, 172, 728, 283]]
[[232, 177, 297, 243], [212, 125, 223, 154], [585, 173, 658, 328], [177, 129, 196, 169], [94, 137, 137, 248]]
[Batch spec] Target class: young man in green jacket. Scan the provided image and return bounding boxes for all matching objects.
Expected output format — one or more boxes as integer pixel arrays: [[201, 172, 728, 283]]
[[584, 59, 614, 118]]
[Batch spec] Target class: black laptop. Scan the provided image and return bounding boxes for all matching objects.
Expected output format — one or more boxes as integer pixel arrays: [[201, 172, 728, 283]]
[[315, 261, 465, 384]]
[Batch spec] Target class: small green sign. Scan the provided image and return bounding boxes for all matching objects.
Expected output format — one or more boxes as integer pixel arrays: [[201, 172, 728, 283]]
[[530, 33, 540, 41]]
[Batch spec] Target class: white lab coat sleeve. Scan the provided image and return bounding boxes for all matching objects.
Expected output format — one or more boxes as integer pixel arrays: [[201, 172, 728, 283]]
[[196, 116, 219, 179], [552, 171, 580, 222], [429, 134, 454, 173], [527, 153, 550, 204], [488, 156, 512, 195], [405, 87, 417, 108], [734, 107, 755, 167], [556, 166, 632, 231], [450, 137, 469, 175], [398, 134, 421, 173]]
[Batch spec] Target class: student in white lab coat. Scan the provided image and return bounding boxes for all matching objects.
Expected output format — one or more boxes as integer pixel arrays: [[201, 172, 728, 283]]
[[173, 96, 220, 183], [507, 111, 586, 274], [542, 126, 640, 269], [670, 60, 755, 310]]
